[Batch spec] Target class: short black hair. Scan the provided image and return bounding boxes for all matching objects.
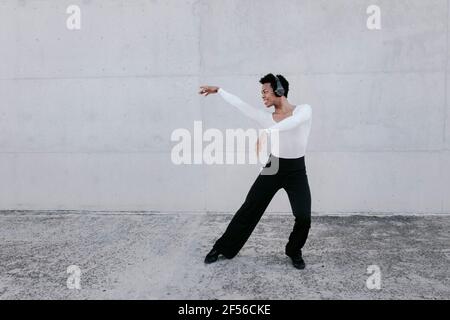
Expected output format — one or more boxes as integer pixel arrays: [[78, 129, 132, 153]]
[[259, 73, 289, 97]]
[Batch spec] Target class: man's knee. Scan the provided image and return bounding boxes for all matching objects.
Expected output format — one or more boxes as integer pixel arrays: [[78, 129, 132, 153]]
[[294, 214, 311, 228]]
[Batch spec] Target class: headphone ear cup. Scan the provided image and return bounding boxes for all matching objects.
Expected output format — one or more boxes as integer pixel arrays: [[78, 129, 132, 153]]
[[274, 75, 285, 97], [274, 87, 284, 97]]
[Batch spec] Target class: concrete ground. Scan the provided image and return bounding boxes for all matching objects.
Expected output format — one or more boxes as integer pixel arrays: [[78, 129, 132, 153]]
[[0, 211, 448, 300]]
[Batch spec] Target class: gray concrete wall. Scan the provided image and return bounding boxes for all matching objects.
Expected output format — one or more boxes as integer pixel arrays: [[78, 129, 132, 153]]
[[0, 0, 449, 214]]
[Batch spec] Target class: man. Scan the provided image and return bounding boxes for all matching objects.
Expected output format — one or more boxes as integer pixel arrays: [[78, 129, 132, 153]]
[[198, 73, 312, 269]]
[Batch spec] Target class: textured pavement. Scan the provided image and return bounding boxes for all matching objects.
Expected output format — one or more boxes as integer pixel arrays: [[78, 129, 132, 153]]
[[0, 211, 449, 300]]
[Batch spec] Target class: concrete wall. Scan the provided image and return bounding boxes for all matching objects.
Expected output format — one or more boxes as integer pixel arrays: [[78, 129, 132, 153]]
[[0, 0, 448, 214]]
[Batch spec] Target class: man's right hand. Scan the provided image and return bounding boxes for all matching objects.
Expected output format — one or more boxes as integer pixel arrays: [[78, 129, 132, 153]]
[[198, 85, 219, 96]]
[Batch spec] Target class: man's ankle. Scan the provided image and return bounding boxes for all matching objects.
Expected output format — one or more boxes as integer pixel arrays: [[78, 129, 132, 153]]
[[285, 247, 302, 257]]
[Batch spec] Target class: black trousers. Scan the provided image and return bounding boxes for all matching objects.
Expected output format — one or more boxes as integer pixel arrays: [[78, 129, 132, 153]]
[[212, 154, 312, 259]]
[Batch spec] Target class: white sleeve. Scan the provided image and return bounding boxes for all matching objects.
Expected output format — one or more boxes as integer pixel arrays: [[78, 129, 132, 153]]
[[218, 88, 270, 126], [266, 104, 312, 133]]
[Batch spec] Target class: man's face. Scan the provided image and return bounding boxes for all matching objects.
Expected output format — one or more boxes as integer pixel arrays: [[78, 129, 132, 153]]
[[261, 83, 277, 108]]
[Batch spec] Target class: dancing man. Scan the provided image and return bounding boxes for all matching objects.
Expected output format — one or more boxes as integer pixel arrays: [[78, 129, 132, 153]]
[[198, 73, 312, 269]]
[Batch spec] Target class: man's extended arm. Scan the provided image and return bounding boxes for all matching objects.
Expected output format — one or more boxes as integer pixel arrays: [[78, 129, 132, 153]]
[[217, 88, 271, 127]]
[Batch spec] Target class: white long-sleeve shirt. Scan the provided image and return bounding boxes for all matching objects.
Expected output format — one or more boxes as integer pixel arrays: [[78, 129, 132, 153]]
[[218, 88, 312, 159]]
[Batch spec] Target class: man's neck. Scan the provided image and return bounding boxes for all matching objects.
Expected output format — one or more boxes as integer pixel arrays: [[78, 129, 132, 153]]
[[273, 98, 295, 114]]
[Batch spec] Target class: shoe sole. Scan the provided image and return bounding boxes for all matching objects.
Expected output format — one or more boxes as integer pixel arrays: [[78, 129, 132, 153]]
[[204, 258, 218, 264], [293, 263, 306, 270], [286, 254, 306, 270], [204, 255, 219, 264]]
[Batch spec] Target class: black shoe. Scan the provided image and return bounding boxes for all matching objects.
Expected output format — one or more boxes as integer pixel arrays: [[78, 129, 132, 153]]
[[204, 248, 220, 264], [286, 250, 306, 270]]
